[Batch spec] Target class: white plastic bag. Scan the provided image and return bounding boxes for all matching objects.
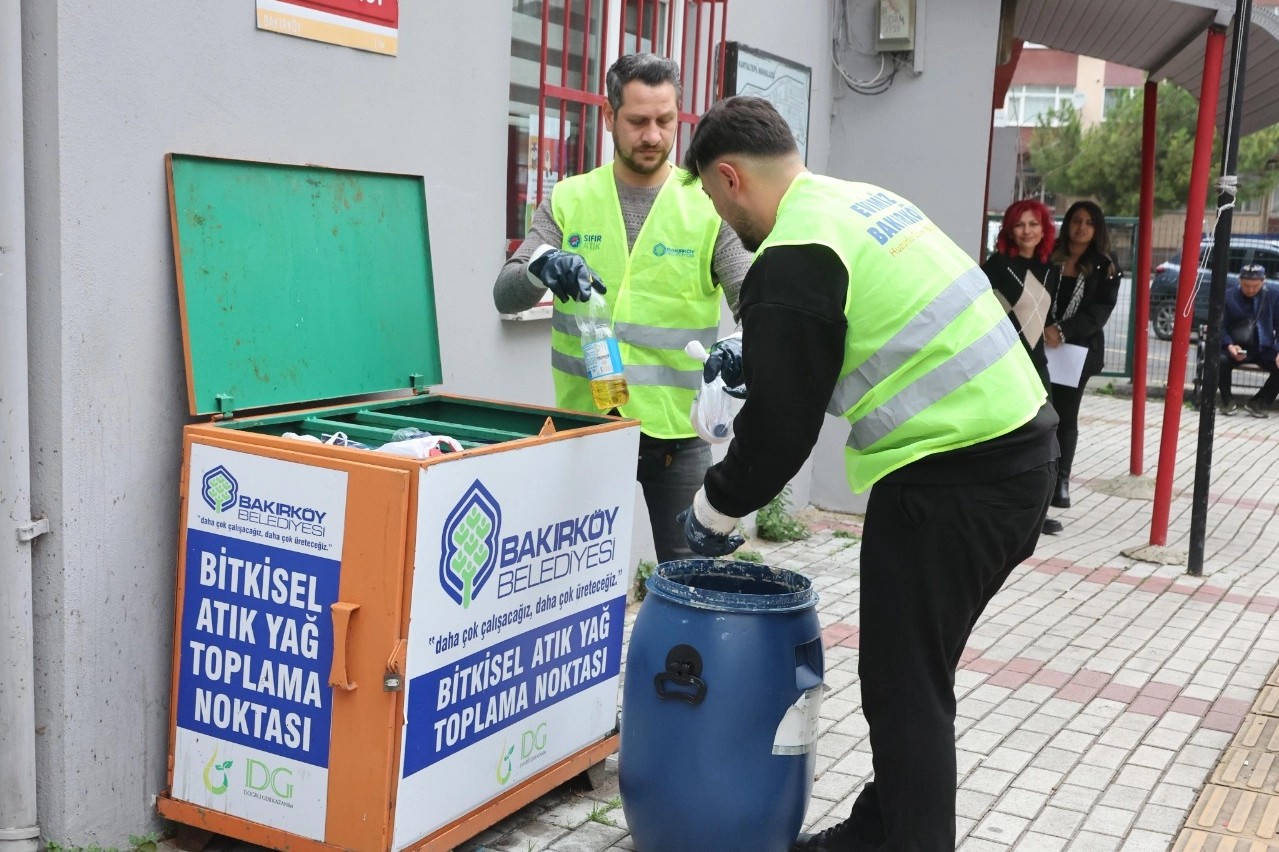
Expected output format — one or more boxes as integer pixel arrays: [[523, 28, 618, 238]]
[[686, 340, 744, 444], [376, 434, 466, 459]]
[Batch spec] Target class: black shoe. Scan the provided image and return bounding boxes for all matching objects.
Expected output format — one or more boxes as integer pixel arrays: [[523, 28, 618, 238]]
[[1222, 401, 1239, 416], [1042, 517, 1063, 535], [791, 819, 857, 851], [1051, 475, 1071, 509], [1246, 401, 1270, 419]]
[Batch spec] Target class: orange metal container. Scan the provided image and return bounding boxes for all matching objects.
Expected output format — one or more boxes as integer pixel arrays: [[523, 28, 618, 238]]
[[156, 155, 639, 851]]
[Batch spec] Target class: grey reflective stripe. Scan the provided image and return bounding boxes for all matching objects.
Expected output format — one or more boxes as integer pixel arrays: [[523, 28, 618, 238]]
[[844, 318, 1020, 450], [552, 311, 583, 337], [551, 311, 716, 350], [616, 321, 718, 350], [826, 266, 992, 416], [551, 350, 701, 390]]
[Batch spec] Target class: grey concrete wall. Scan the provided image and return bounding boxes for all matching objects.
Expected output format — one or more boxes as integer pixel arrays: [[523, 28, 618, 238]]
[[22, 1, 515, 843], [812, 0, 1002, 513]]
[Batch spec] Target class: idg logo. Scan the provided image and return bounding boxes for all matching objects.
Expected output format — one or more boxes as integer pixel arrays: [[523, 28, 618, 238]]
[[440, 480, 501, 609], [202, 466, 239, 513], [200, 748, 294, 801], [494, 724, 548, 786], [519, 723, 548, 765], [245, 759, 294, 799]]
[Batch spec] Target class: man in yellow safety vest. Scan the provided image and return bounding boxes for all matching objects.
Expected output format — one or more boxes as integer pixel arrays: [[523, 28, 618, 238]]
[[680, 95, 1058, 852], [494, 54, 750, 564]]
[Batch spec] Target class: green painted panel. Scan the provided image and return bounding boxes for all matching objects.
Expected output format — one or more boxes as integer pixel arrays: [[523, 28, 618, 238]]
[[169, 154, 442, 416]]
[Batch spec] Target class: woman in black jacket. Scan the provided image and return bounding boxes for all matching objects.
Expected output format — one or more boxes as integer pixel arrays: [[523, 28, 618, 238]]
[[983, 198, 1064, 534], [1043, 200, 1122, 509]]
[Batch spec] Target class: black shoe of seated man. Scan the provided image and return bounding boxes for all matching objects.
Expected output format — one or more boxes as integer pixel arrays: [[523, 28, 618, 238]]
[[1050, 474, 1070, 509], [1042, 517, 1063, 535], [1246, 401, 1270, 419], [791, 819, 859, 852]]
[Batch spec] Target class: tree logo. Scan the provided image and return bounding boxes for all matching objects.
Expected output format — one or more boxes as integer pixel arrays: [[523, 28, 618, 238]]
[[203, 747, 233, 795], [201, 466, 238, 514], [439, 480, 501, 609], [495, 741, 516, 785]]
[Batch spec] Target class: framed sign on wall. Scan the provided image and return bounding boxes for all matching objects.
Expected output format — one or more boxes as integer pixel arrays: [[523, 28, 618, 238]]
[[719, 43, 812, 164]]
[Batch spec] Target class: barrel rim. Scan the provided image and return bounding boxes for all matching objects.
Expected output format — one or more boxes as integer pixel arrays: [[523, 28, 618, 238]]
[[645, 559, 818, 613]]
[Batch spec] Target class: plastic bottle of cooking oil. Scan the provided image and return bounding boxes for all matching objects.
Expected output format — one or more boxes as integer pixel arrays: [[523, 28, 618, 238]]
[[577, 290, 629, 410]]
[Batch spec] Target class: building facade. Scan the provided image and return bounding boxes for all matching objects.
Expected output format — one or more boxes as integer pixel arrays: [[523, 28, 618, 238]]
[[4, 0, 1006, 844]]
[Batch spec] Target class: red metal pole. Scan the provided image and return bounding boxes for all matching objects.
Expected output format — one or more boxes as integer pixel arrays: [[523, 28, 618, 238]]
[[695, 2, 706, 116], [536, 1, 551, 206], [1131, 79, 1158, 476], [579, 0, 591, 174], [1150, 25, 1226, 545], [717, 1, 727, 100], [703, 2, 715, 110]]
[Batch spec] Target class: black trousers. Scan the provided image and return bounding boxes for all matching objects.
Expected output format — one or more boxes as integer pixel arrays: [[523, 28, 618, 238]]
[[845, 462, 1055, 851], [1048, 382, 1083, 476], [636, 435, 712, 564], [1218, 353, 1279, 407]]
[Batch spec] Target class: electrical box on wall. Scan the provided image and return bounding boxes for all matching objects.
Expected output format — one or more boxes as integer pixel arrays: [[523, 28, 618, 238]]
[[876, 0, 916, 52]]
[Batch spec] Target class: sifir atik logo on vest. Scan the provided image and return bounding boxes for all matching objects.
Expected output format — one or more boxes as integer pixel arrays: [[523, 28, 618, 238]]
[[652, 242, 695, 258], [200, 465, 328, 537], [567, 232, 603, 251]]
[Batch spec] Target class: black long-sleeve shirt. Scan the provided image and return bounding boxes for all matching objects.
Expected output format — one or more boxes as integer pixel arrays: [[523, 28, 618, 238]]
[[703, 244, 1058, 518]]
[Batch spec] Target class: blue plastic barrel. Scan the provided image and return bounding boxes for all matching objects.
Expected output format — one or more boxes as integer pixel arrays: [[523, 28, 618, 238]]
[[619, 559, 824, 852]]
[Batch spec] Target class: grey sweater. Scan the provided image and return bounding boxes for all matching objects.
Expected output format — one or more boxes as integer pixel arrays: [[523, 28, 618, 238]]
[[493, 175, 750, 319]]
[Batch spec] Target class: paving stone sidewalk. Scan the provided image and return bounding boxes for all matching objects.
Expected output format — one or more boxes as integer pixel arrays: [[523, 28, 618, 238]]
[[461, 393, 1279, 852]]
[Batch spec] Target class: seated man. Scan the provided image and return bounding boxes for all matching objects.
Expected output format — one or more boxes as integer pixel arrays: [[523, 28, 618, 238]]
[[1220, 263, 1279, 418]]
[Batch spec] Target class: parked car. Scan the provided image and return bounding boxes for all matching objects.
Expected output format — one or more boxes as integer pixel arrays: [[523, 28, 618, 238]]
[[1149, 236, 1279, 339]]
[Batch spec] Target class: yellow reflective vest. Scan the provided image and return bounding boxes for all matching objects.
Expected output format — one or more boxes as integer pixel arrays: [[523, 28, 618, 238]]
[[549, 164, 722, 438], [757, 173, 1046, 491]]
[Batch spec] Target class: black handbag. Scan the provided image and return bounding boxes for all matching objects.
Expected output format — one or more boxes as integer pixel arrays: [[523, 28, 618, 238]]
[[1229, 317, 1258, 349]]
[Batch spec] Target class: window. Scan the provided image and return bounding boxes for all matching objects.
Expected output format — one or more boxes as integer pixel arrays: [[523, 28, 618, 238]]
[[1227, 247, 1249, 274], [505, 1, 728, 248], [1253, 248, 1279, 279], [1235, 194, 1263, 215], [995, 85, 1079, 128], [1102, 86, 1137, 120]]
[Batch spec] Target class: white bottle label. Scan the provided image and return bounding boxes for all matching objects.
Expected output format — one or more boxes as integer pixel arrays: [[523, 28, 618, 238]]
[[772, 685, 824, 755], [583, 338, 622, 380]]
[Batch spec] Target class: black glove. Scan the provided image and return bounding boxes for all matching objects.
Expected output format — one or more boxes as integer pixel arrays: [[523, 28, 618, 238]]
[[528, 249, 606, 303], [703, 335, 747, 399], [677, 493, 745, 557]]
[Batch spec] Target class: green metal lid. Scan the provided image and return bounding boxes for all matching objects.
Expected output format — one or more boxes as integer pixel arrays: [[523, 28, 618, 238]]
[[168, 154, 442, 417]]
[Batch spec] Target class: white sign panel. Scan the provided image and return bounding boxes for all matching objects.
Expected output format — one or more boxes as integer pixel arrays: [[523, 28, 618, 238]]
[[393, 429, 636, 847], [171, 444, 348, 840], [724, 43, 812, 163]]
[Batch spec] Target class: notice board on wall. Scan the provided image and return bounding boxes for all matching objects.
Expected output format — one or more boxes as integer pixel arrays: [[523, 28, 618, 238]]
[[257, 0, 399, 56], [719, 43, 812, 164]]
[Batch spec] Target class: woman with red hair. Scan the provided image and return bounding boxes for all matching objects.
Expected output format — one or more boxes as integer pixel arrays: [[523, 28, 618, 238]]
[[983, 199, 1063, 534]]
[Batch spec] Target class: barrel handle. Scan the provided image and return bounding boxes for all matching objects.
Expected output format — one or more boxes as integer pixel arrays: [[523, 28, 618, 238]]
[[654, 644, 706, 705], [795, 637, 824, 691]]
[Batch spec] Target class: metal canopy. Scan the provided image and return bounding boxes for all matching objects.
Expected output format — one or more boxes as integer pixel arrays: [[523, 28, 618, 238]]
[[1015, 0, 1279, 134]]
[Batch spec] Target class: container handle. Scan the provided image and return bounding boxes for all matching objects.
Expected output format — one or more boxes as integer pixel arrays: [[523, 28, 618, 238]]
[[329, 602, 361, 691], [653, 644, 706, 705], [795, 637, 824, 691]]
